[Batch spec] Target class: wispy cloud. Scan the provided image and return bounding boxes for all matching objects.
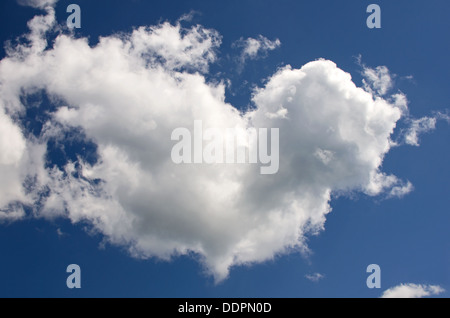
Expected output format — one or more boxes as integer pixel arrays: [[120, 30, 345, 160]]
[[305, 273, 324, 282], [17, 0, 58, 9], [177, 10, 201, 23], [233, 35, 280, 71], [404, 112, 450, 146], [56, 228, 67, 238]]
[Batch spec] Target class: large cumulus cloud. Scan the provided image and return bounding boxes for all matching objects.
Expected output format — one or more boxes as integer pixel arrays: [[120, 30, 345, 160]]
[[0, 7, 415, 281]]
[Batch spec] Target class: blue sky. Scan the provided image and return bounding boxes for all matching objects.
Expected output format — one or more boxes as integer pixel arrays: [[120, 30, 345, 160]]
[[0, 0, 448, 298]]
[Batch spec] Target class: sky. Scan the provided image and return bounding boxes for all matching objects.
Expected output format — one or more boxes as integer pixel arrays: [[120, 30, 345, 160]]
[[0, 0, 449, 298]]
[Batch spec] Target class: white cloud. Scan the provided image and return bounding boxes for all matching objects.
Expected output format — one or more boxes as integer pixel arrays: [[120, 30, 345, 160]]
[[388, 181, 414, 198], [17, 0, 58, 9], [305, 273, 324, 282], [0, 9, 417, 282], [0, 104, 48, 221], [233, 35, 280, 69], [5, 6, 56, 58], [381, 283, 445, 298], [360, 59, 449, 149], [404, 112, 450, 146], [130, 22, 222, 73], [177, 10, 200, 23], [357, 55, 394, 97], [405, 116, 437, 146], [362, 65, 393, 96]]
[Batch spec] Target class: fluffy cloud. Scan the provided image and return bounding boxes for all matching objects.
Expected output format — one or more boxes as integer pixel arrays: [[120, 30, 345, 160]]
[[0, 9, 417, 281], [381, 284, 445, 298]]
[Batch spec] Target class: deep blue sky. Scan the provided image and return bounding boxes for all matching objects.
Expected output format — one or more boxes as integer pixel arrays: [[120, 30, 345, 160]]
[[0, 0, 448, 297]]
